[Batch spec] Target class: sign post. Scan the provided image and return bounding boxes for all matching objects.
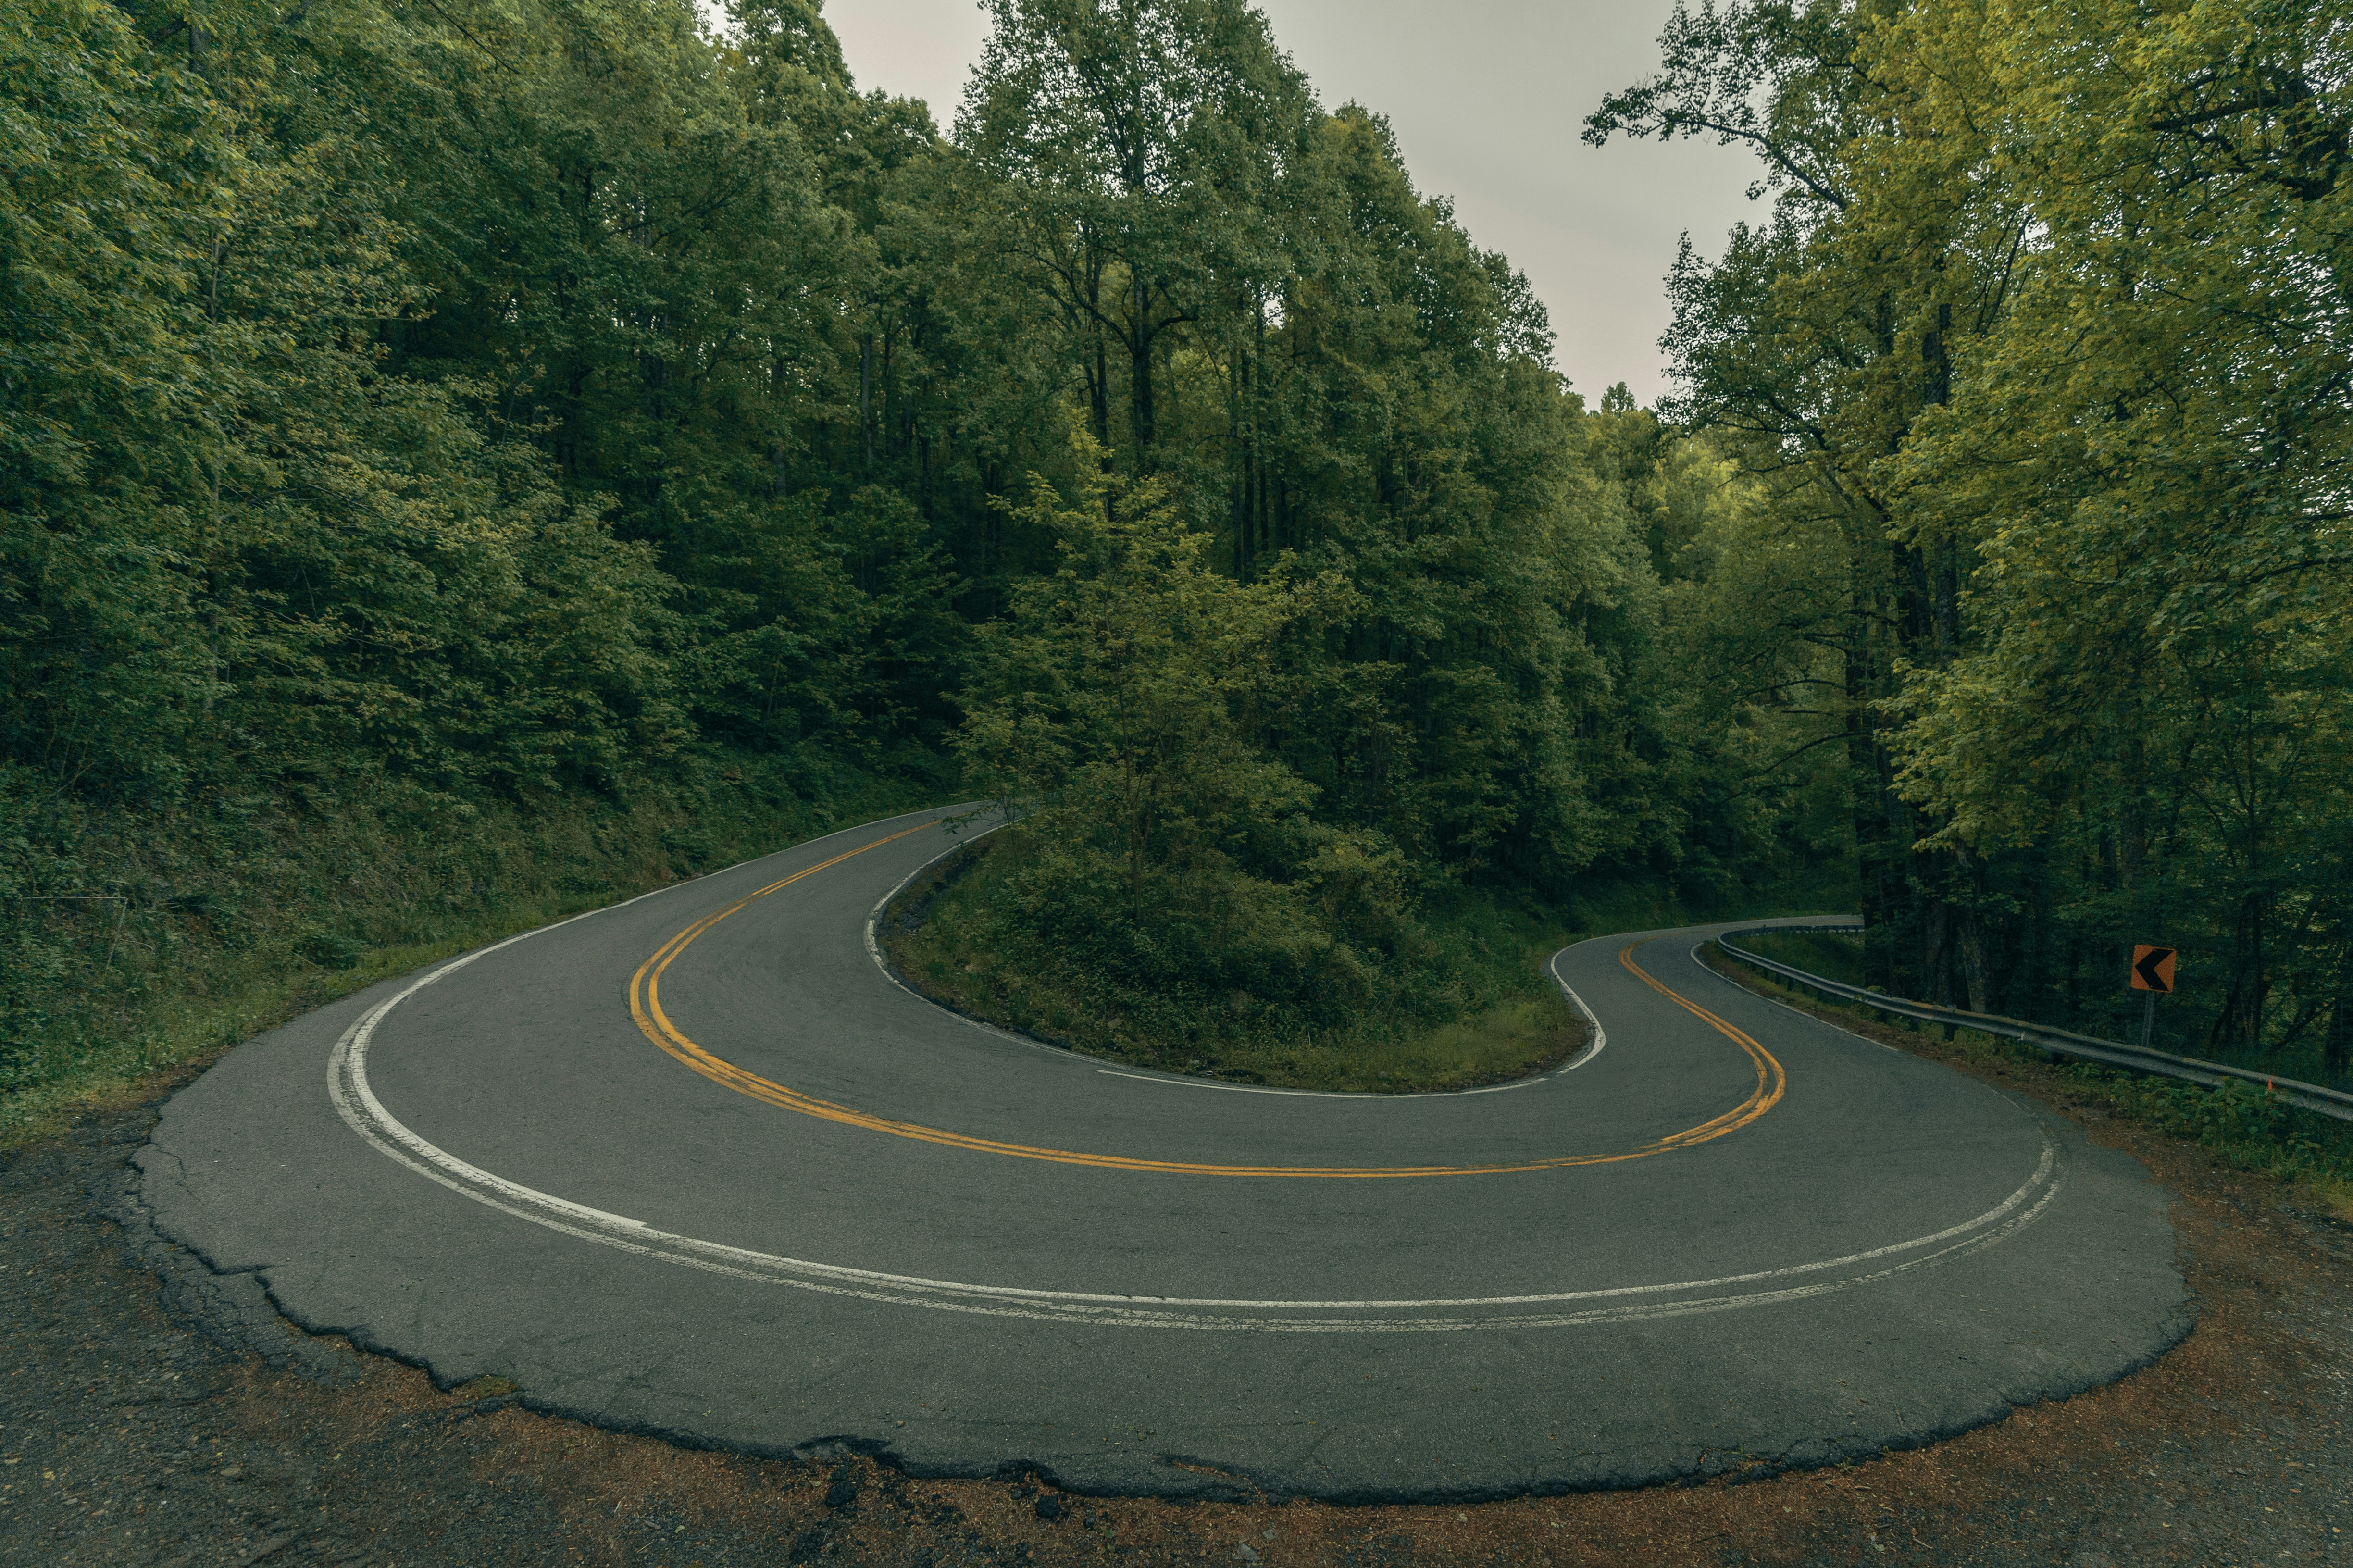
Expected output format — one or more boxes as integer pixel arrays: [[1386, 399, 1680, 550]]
[[2130, 945, 2177, 1051]]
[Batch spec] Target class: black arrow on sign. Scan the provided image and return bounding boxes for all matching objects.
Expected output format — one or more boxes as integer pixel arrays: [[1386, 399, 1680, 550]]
[[2134, 947, 2175, 992]]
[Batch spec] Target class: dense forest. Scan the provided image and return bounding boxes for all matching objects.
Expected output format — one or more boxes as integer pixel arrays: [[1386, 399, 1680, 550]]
[[1586, 0, 2353, 1072], [3, 0, 2345, 1114]]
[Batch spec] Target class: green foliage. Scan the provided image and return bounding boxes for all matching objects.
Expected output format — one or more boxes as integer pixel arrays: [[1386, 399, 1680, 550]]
[[892, 833, 1585, 1092], [1878, 0, 2353, 1072], [1741, 929, 1865, 988], [1595, 0, 2353, 1085], [1731, 959, 2353, 1188], [0, 752, 923, 1142], [3, 0, 1846, 1121], [951, 443, 1446, 1049], [2054, 1068, 2353, 1189]]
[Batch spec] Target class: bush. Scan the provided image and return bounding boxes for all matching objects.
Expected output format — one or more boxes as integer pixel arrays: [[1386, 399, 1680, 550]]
[[891, 829, 1580, 1090]]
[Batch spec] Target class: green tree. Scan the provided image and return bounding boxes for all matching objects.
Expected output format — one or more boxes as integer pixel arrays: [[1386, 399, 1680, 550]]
[[1598, 0, 2353, 1078], [1590, 0, 2032, 1004], [960, 432, 1344, 905], [954, 431, 1425, 1041], [1880, 0, 2353, 1060]]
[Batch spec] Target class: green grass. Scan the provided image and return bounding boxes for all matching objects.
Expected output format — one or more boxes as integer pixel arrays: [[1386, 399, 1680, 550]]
[[882, 836, 1582, 1091], [887, 834, 1856, 1094], [0, 753, 934, 1148], [1739, 929, 1867, 987]]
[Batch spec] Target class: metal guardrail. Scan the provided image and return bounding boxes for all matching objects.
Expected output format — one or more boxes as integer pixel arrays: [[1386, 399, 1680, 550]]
[[1715, 923, 2353, 1125]]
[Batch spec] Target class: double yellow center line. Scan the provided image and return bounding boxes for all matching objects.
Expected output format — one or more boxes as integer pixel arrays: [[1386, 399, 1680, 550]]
[[628, 827, 1785, 1178]]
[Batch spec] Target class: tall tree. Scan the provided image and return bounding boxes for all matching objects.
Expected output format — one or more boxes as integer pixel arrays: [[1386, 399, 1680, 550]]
[[1588, 0, 2031, 1003], [957, 0, 1310, 460]]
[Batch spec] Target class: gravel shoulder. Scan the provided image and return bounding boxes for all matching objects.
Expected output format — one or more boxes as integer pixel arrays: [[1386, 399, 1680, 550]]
[[5, 968, 2349, 1567]]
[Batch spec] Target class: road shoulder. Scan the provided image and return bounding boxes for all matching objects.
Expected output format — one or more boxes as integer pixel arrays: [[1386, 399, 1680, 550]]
[[4, 964, 2346, 1565]]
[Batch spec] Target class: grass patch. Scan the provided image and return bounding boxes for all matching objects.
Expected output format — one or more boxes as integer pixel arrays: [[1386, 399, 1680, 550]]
[[0, 752, 934, 1149], [1737, 928, 1866, 988], [883, 832, 1584, 1091], [886, 831, 1848, 1094]]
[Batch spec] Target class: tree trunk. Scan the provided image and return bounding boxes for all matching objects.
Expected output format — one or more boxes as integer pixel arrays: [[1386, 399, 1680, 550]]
[[1845, 601, 1896, 991], [1922, 898, 1953, 1007], [1954, 850, 1992, 1012], [2324, 964, 2352, 1083], [1230, 329, 1248, 575], [858, 333, 873, 475], [1127, 259, 1157, 451], [1092, 330, 1111, 447], [2209, 892, 2270, 1057], [1130, 327, 1155, 452]]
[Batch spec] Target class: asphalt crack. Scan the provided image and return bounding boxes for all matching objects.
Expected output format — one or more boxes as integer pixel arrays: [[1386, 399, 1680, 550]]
[[4, 1071, 2347, 1565]]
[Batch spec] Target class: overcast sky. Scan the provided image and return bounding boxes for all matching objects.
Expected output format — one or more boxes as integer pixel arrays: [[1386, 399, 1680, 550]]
[[811, 0, 1765, 405]]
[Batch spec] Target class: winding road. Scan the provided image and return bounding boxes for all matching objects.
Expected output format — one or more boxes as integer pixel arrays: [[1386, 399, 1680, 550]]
[[139, 808, 2190, 1500]]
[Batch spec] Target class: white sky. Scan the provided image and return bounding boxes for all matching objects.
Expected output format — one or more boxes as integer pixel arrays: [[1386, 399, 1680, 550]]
[[813, 0, 1767, 406]]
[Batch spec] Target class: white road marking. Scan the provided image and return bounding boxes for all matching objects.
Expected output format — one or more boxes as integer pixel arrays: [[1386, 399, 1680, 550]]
[[325, 846, 2066, 1331], [1091, 1068, 1546, 1098], [1685, 940, 1909, 1056], [1550, 951, 1608, 1071]]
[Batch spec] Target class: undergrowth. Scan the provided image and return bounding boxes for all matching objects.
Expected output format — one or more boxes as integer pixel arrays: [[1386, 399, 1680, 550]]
[[1739, 929, 1866, 988], [1715, 948, 2353, 1213], [888, 831, 1853, 1093], [2054, 1065, 2353, 1196], [0, 751, 934, 1146], [884, 833, 1581, 1091]]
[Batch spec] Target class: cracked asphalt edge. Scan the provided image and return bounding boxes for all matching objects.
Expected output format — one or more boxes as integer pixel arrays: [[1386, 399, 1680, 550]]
[[104, 1110, 367, 1392], [110, 1092, 2199, 1507]]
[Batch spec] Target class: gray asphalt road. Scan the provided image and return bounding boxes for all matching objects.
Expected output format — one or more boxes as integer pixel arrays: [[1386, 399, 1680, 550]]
[[138, 809, 2190, 1501]]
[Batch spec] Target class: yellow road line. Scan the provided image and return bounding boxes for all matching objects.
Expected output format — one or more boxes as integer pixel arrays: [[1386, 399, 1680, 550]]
[[1616, 943, 1787, 1139], [627, 837, 1785, 1178]]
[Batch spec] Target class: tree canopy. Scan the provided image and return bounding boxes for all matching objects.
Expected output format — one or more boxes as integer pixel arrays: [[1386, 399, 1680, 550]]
[[14, 0, 2334, 1099], [1590, 0, 2353, 1076]]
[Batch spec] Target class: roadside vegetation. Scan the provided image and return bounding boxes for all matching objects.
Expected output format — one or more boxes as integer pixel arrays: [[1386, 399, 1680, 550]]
[[7, 0, 2346, 1129], [1711, 947, 2353, 1218], [0, 765, 920, 1143], [1738, 931, 1867, 991], [889, 832, 1594, 1092], [893, 836, 1863, 1093], [1583, 0, 2353, 1078], [3, 0, 1845, 1130]]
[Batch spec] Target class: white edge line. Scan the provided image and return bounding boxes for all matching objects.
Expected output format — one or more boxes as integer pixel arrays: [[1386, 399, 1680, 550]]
[[861, 820, 1126, 1063], [316, 834, 2066, 1331], [1550, 948, 1608, 1071], [1685, 939, 1909, 1056], [1089, 1068, 1544, 1099], [325, 946, 2065, 1324], [863, 818, 1009, 973], [332, 1073, 2064, 1332], [330, 1015, 2064, 1327]]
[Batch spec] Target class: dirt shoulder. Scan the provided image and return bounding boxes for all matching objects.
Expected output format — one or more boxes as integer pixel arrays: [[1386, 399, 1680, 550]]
[[4, 971, 2348, 1567]]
